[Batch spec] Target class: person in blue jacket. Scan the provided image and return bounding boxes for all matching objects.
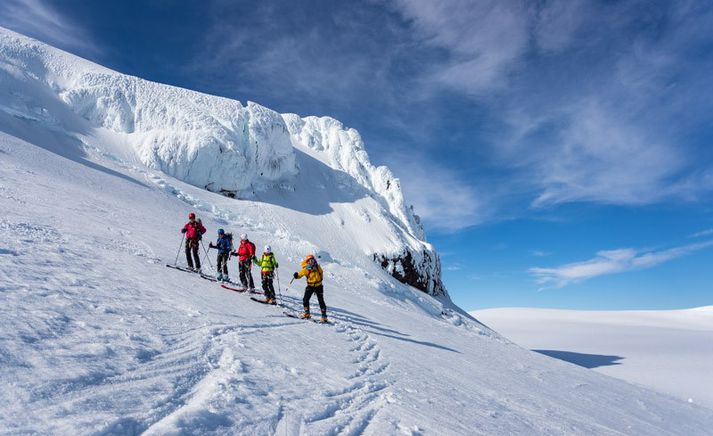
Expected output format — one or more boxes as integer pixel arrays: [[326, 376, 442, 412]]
[[209, 229, 233, 282]]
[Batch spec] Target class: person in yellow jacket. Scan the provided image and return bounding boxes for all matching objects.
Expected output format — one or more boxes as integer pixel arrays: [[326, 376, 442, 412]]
[[293, 254, 327, 322], [253, 245, 279, 304]]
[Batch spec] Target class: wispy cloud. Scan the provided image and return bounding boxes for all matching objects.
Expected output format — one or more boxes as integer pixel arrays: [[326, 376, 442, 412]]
[[530, 240, 713, 289], [386, 153, 485, 232], [385, 0, 530, 95], [0, 0, 99, 55], [690, 229, 713, 238], [387, 0, 713, 209]]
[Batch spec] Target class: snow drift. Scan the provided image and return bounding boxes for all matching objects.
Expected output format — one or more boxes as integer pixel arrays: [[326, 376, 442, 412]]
[[0, 26, 443, 296]]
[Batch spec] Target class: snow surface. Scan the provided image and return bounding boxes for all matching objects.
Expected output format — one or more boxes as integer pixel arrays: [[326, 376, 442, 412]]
[[473, 307, 713, 410], [2, 26, 713, 434], [0, 26, 441, 296]]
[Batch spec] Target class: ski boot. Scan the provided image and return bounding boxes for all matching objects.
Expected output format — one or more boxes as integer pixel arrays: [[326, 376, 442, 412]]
[[320, 312, 328, 323], [217, 273, 224, 281], [301, 311, 311, 320], [223, 275, 230, 283]]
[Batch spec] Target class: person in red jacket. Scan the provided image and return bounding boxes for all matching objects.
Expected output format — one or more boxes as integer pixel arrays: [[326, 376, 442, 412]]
[[232, 233, 256, 289], [181, 212, 206, 271]]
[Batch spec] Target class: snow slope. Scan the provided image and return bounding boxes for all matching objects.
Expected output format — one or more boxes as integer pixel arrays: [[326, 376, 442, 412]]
[[2, 27, 713, 435], [0, 26, 442, 296], [472, 307, 713, 409]]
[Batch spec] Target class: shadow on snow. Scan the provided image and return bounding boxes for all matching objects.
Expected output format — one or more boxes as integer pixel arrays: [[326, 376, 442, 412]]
[[534, 349, 624, 369]]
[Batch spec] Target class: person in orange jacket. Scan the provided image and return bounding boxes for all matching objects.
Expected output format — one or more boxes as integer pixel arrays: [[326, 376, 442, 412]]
[[293, 254, 327, 322]]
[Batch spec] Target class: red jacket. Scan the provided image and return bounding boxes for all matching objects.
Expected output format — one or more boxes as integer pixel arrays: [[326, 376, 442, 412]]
[[237, 240, 256, 261], [182, 221, 206, 240]]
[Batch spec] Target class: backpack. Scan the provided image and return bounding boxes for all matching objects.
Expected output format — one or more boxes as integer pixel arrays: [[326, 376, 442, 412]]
[[196, 219, 204, 241], [224, 233, 233, 251]]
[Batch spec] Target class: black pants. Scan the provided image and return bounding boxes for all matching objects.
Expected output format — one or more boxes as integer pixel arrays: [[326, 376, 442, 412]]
[[239, 260, 254, 289], [303, 285, 326, 315], [185, 239, 201, 269], [261, 272, 275, 299], [216, 252, 229, 275]]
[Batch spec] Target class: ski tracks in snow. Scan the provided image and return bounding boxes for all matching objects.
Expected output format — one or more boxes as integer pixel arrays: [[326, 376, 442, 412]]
[[296, 322, 392, 436]]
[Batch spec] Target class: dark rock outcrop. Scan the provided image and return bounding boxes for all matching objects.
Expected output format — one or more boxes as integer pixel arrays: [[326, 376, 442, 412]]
[[374, 248, 447, 297]]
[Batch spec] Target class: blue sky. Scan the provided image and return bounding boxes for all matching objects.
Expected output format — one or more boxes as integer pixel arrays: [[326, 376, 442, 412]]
[[2, 0, 712, 310]]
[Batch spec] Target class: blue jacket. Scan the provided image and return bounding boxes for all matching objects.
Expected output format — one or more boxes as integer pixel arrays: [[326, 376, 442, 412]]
[[213, 236, 232, 253]]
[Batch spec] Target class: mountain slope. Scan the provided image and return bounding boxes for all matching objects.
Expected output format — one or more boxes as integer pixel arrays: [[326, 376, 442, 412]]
[[0, 26, 442, 297], [1, 27, 713, 435]]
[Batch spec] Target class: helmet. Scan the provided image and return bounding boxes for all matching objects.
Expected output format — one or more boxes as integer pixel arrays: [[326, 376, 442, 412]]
[[264, 245, 271, 253], [240, 233, 247, 240], [188, 212, 196, 219], [217, 228, 225, 235]]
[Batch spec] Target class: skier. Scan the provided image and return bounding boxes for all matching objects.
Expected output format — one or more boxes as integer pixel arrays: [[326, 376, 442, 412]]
[[232, 233, 256, 290], [293, 254, 327, 322], [253, 245, 279, 304], [180, 212, 206, 271], [208, 229, 233, 282]]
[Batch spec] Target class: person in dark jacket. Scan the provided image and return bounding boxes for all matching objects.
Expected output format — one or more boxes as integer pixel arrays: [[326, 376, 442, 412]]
[[181, 212, 206, 271], [209, 229, 233, 282]]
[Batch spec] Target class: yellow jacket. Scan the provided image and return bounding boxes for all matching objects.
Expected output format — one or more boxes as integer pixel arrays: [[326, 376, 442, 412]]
[[296, 264, 323, 286], [253, 253, 278, 274]]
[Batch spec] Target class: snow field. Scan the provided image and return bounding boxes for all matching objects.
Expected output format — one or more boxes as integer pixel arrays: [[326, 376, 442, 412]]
[[473, 307, 713, 409]]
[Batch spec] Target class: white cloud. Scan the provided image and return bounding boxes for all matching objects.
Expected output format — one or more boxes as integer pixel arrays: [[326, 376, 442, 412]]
[[526, 100, 685, 207], [530, 240, 713, 288], [386, 0, 530, 95], [0, 0, 98, 55], [690, 229, 713, 238], [389, 0, 713, 209], [532, 250, 551, 257], [388, 154, 485, 232]]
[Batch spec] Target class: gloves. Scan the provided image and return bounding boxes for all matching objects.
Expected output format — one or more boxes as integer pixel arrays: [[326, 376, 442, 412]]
[[208, 243, 215, 249], [293, 272, 299, 279], [181, 228, 187, 234]]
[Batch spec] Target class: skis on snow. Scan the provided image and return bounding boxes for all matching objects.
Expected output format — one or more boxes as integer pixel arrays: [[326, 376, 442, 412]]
[[221, 284, 247, 293], [250, 296, 277, 305], [166, 264, 217, 282], [282, 310, 330, 324]]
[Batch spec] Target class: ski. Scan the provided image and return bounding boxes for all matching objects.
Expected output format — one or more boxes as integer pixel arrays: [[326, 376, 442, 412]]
[[199, 273, 217, 282], [250, 296, 278, 305], [221, 284, 247, 293], [282, 310, 330, 324], [165, 264, 197, 274]]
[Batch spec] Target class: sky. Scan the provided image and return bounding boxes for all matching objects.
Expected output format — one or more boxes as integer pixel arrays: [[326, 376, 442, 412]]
[[1, 0, 712, 311]]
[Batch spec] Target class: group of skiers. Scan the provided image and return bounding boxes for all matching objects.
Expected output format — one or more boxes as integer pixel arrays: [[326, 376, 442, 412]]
[[180, 212, 328, 322]]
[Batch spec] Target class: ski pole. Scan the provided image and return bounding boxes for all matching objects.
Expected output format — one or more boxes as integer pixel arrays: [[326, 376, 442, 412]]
[[200, 240, 214, 270], [276, 268, 282, 305], [174, 235, 185, 266]]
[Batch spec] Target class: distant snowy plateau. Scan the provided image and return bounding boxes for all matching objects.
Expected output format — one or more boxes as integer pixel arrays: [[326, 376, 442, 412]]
[[473, 307, 713, 410], [1, 26, 712, 435]]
